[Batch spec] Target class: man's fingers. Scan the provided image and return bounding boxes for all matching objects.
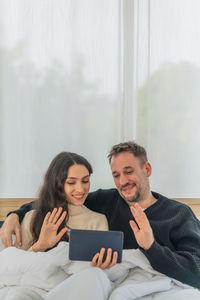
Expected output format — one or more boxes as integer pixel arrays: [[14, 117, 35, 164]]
[[0, 214, 20, 248], [2, 234, 12, 248], [0, 227, 13, 247], [15, 228, 22, 247], [134, 203, 149, 225], [129, 220, 139, 235], [130, 204, 149, 228], [130, 206, 142, 227]]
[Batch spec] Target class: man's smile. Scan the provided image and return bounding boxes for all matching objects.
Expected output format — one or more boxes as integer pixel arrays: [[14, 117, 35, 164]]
[[121, 183, 136, 193]]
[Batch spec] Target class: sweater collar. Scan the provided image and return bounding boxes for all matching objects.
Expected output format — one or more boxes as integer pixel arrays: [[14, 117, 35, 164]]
[[67, 203, 86, 216]]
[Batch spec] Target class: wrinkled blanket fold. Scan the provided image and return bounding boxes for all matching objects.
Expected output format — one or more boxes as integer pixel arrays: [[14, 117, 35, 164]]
[[0, 241, 199, 299]]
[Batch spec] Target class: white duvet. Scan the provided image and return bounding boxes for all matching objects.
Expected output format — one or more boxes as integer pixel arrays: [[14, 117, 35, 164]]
[[0, 241, 199, 300]]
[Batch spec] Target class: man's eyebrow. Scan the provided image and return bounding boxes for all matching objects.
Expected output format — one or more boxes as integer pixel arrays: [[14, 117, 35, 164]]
[[124, 166, 133, 170], [67, 175, 90, 180], [112, 171, 118, 175], [112, 166, 133, 175]]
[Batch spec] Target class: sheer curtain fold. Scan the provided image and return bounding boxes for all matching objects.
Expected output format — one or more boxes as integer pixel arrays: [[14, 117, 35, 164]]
[[0, 0, 121, 197], [1, 0, 200, 197], [133, 0, 200, 197]]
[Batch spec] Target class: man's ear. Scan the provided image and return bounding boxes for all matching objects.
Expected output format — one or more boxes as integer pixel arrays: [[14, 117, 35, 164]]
[[144, 162, 152, 177]]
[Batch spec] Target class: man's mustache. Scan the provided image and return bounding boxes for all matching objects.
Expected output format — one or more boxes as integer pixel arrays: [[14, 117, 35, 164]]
[[121, 183, 136, 191]]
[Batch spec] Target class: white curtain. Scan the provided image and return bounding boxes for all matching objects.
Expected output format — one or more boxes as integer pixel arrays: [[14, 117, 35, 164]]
[[1, 0, 200, 198], [133, 0, 200, 197], [0, 0, 121, 197]]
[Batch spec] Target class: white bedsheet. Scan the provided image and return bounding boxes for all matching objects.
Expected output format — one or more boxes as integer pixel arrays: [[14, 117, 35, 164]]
[[0, 241, 199, 299]]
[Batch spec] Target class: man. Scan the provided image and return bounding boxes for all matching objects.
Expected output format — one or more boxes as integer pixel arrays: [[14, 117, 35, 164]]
[[1, 141, 200, 289]]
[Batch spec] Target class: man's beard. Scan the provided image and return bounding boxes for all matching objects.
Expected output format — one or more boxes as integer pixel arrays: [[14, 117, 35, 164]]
[[119, 183, 141, 204], [121, 191, 140, 204]]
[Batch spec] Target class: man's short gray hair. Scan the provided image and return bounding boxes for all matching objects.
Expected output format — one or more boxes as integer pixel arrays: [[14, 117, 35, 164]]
[[108, 141, 148, 166]]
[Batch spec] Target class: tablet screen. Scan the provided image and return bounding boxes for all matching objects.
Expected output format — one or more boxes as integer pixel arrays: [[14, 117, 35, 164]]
[[69, 229, 124, 263]]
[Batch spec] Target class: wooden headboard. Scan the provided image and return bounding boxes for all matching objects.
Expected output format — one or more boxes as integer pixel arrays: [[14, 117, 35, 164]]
[[174, 198, 200, 219], [0, 199, 37, 222], [0, 198, 200, 222]]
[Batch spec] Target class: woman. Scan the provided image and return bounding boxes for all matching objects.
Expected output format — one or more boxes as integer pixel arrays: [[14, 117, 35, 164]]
[[19, 152, 110, 254], [0, 152, 116, 300]]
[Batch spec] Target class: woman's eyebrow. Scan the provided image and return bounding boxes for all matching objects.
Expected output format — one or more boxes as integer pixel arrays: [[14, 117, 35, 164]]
[[67, 175, 90, 180]]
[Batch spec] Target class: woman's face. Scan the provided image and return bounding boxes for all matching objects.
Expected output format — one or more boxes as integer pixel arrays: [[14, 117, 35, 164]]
[[64, 164, 90, 206]]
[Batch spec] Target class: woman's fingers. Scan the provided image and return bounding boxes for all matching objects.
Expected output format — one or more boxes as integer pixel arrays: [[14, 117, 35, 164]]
[[46, 207, 66, 225], [100, 248, 112, 269], [91, 252, 100, 266], [55, 211, 67, 227], [109, 251, 118, 268], [43, 211, 51, 225], [48, 207, 58, 223], [91, 248, 118, 269], [96, 248, 105, 266], [57, 227, 68, 241], [91, 248, 105, 267], [53, 207, 64, 224]]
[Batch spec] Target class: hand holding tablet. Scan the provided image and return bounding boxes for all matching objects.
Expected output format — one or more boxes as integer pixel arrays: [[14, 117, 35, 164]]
[[69, 229, 124, 263]]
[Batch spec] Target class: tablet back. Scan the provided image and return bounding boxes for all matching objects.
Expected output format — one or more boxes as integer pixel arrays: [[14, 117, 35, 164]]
[[69, 229, 124, 263]]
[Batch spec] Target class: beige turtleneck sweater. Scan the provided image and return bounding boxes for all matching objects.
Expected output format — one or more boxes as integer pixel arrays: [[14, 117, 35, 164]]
[[19, 204, 108, 251]]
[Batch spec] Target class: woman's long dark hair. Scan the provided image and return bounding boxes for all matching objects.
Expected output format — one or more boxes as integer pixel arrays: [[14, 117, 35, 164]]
[[31, 152, 93, 245]]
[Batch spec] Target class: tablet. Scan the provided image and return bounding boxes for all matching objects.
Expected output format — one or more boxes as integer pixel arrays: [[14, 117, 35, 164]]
[[69, 229, 124, 263]]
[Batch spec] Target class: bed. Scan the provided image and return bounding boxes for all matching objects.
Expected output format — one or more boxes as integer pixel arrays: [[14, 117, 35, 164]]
[[0, 198, 199, 226]]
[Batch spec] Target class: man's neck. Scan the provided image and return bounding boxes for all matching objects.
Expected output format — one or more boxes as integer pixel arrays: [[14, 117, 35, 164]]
[[137, 192, 157, 210]]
